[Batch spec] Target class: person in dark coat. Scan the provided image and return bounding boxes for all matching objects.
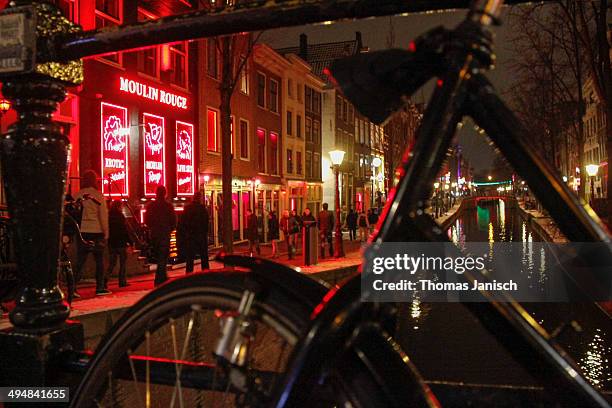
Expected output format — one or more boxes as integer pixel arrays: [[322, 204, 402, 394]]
[[178, 191, 210, 273], [107, 200, 132, 287], [317, 203, 334, 258], [145, 185, 176, 286], [302, 207, 315, 222], [268, 211, 280, 258], [345, 208, 358, 241], [246, 208, 260, 256], [289, 210, 301, 253]]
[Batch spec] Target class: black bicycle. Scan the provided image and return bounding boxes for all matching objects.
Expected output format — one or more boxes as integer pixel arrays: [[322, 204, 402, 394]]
[[71, 1, 611, 406]]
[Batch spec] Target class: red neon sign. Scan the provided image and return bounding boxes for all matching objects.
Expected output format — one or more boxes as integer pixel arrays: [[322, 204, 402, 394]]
[[119, 76, 188, 110], [101, 102, 129, 196], [143, 113, 166, 196], [176, 121, 195, 196]]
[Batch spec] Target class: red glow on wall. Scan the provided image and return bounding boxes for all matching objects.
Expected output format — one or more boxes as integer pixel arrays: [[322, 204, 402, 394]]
[[143, 113, 166, 197], [176, 121, 195, 196], [101, 102, 129, 196], [119, 76, 188, 110], [161, 44, 172, 71], [207, 109, 218, 152]]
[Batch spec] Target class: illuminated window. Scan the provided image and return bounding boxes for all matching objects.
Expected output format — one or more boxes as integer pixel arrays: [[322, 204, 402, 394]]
[[257, 73, 266, 108], [287, 149, 293, 174], [257, 128, 266, 173], [170, 42, 187, 88], [239, 119, 249, 160], [50, 0, 76, 21], [239, 55, 249, 94], [207, 108, 218, 152], [207, 38, 218, 79], [296, 151, 302, 175], [95, 0, 122, 65], [101, 102, 128, 196], [176, 121, 195, 196], [142, 113, 165, 196], [269, 79, 279, 113], [136, 9, 158, 78], [230, 115, 235, 156], [269, 131, 279, 175]]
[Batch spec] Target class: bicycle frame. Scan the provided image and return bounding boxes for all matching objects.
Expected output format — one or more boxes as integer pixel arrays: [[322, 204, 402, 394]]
[[272, 1, 612, 407]]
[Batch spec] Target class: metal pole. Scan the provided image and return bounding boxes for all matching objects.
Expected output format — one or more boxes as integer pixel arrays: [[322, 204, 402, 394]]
[[334, 165, 345, 257]]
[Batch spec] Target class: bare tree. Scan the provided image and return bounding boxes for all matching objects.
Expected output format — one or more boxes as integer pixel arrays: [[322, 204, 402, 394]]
[[200, 1, 263, 253]]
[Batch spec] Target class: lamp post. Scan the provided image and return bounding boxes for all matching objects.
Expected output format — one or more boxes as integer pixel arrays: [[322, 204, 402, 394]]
[[0, 98, 11, 132], [203, 174, 210, 206], [586, 164, 599, 204], [330, 150, 345, 258], [371, 156, 382, 210]]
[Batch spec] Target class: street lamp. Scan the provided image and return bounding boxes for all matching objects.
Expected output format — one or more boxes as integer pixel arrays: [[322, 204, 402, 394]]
[[202, 174, 210, 205], [329, 150, 345, 258], [586, 164, 599, 203], [487, 175, 492, 181], [0, 98, 11, 132]]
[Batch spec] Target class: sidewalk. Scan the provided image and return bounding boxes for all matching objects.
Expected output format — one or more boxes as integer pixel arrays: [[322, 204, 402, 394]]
[[0, 236, 364, 333]]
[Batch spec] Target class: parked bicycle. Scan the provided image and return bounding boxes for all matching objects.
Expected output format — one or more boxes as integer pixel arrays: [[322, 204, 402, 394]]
[[68, 0, 611, 407]]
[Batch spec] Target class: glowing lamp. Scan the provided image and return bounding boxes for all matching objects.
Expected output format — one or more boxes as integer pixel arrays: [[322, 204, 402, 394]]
[[255, 178, 261, 186], [434, 182, 440, 189], [203, 175, 210, 183], [562, 176, 568, 182], [444, 184, 449, 190], [586, 164, 599, 177], [372, 157, 382, 168], [0, 98, 11, 113], [329, 150, 345, 166], [487, 175, 492, 181]]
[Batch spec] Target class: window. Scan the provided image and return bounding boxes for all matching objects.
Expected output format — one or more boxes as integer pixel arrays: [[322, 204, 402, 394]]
[[96, 0, 122, 64], [343, 100, 348, 122], [336, 96, 342, 119], [257, 73, 266, 108], [306, 151, 312, 178], [207, 108, 218, 152], [313, 92, 321, 114], [305, 87, 312, 111], [349, 105, 354, 124], [170, 42, 187, 88], [305, 117, 312, 142], [257, 128, 266, 172], [239, 119, 249, 159], [269, 131, 279, 174], [313, 153, 321, 178], [269, 79, 279, 113], [296, 151, 302, 175], [287, 111, 293, 136], [297, 115, 302, 138], [239, 56, 249, 94], [51, 0, 75, 21], [136, 10, 158, 78], [287, 149, 293, 173], [297, 83, 303, 103], [288, 78, 293, 98], [313, 120, 320, 144], [207, 38, 218, 79]]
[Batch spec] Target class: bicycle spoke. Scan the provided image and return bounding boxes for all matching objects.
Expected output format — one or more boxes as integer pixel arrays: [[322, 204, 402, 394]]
[[127, 348, 146, 408], [169, 314, 195, 408]]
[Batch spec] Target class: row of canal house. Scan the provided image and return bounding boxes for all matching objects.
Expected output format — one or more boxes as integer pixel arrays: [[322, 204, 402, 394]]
[[0, 0, 397, 248]]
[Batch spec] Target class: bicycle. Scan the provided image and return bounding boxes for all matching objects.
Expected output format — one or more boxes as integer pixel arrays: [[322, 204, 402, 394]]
[[71, 0, 612, 406]]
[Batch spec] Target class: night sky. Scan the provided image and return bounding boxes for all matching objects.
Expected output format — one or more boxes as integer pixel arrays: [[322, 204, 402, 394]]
[[262, 6, 527, 173]]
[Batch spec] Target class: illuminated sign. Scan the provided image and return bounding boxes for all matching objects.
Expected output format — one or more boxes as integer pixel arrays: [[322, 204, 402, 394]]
[[119, 77, 188, 110], [176, 121, 194, 196], [143, 113, 166, 196], [101, 102, 129, 196]]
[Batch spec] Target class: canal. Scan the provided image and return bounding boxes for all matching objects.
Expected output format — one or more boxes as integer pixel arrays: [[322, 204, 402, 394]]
[[395, 199, 611, 392]]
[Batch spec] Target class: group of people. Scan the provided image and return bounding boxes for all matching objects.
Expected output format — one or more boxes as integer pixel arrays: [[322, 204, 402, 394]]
[[344, 208, 379, 242], [71, 170, 211, 296]]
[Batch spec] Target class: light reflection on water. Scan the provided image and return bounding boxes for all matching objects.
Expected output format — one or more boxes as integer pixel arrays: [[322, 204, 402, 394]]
[[399, 199, 611, 390]]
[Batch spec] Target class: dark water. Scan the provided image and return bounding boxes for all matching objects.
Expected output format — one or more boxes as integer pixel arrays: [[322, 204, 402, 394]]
[[395, 200, 611, 391]]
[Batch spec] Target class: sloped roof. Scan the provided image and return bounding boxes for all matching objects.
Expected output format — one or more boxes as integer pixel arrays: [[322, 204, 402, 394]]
[[276, 40, 360, 82]]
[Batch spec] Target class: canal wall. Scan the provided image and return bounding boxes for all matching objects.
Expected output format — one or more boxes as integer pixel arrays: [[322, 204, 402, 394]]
[[516, 202, 568, 243]]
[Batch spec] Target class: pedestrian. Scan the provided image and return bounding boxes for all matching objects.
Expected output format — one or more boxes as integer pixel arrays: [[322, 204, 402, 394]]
[[74, 169, 110, 296], [346, 208, 357, 241], [268, 211, 280, 258], [178, 191, 210, 273], [280, 210, 293, 259], [357, 210, 369, 242], [246, 208, 260, 256], [290, 209, 301, 254], [107, 200, 132, 288], [368, 208, 379, 233], [317, 203, 334, 258], [302, 207, 315, 222], [145, 185, 176, 286]]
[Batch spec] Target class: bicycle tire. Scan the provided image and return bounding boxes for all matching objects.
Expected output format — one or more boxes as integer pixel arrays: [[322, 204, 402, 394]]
[[70, 270, 325, 407]]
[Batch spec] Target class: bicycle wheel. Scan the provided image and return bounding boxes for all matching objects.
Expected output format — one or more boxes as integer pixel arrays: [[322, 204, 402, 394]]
[[71, 270, 326, 407]]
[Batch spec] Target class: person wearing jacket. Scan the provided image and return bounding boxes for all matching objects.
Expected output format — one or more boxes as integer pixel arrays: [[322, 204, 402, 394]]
[[145, 185, 176, 286], [107, 200, 132, 287], [289, 210, 301, 254], [246, 208, 260, 256], [268, 211, 280, 258], [74, 170, 110, 296], [345, 208, 358, 241], [280, 210, 293, 259], [178, 191, 210, 273], [357, 210, 369, 242], [317, 203, 334, 258]]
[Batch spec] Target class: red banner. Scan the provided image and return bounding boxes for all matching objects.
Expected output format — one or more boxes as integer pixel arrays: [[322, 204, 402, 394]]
[[143, 113, 166, 196], [101, 102, 129, 196], [176, 121, 194, 196]]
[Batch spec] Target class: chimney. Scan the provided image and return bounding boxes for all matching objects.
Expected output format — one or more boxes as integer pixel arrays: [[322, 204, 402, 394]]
[[299, 33, 308, 61], [356, 31, 363, 51]]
